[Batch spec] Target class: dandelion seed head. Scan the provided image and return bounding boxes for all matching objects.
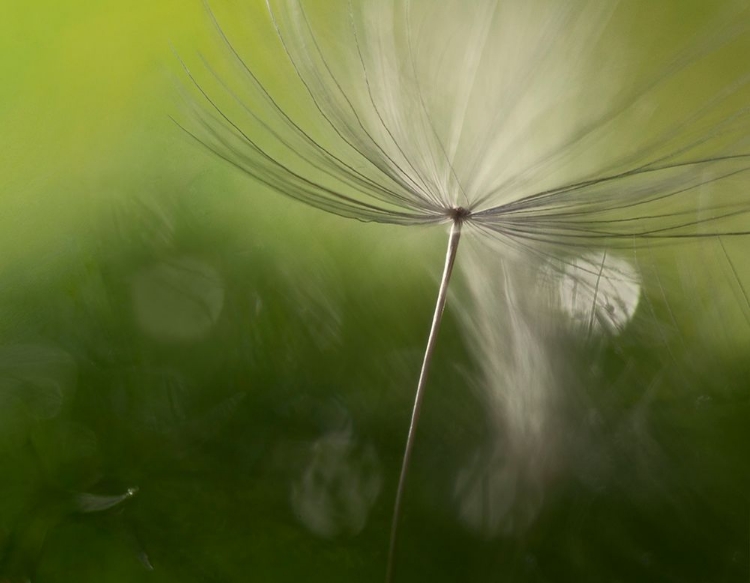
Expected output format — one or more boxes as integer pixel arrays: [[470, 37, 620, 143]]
[[178, 0, 750, 562], [181, 0, 750, 255]]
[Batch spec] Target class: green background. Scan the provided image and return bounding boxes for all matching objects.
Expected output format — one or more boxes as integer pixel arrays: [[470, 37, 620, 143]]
[[1, 1, 748, 582]]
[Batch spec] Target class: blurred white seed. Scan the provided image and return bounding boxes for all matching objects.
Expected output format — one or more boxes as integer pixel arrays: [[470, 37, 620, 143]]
[[131, 257, 224, 342], [291, 423, 382, 538], [553, 251, 641, 336]]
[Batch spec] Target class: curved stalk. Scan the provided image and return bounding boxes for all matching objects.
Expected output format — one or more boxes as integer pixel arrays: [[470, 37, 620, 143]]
[[385, 218, 463, 583]]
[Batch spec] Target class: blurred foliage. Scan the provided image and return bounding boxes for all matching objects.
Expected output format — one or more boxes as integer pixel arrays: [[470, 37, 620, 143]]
[[0, 1, 749, 582]]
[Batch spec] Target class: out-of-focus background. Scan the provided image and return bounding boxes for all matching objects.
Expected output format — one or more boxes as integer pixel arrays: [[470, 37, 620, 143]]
[[1, 1, 748, 582]]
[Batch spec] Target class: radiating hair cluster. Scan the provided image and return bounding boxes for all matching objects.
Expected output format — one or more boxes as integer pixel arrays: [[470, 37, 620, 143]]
[[180, 0, 750, 255]]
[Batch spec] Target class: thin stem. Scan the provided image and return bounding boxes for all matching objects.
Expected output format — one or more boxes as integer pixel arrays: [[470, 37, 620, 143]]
[[385, 218, 463, 583]]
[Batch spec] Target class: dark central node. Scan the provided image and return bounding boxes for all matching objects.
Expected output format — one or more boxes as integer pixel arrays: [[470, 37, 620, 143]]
[[448, 206, 471, 221]]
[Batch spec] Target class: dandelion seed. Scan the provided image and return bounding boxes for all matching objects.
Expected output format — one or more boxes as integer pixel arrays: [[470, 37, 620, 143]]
[[175, 0, 750, 579], [73, 487, 139, 514]]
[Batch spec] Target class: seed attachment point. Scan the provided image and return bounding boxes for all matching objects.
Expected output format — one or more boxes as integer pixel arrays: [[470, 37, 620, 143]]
[[449, 206, 471, 222]]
